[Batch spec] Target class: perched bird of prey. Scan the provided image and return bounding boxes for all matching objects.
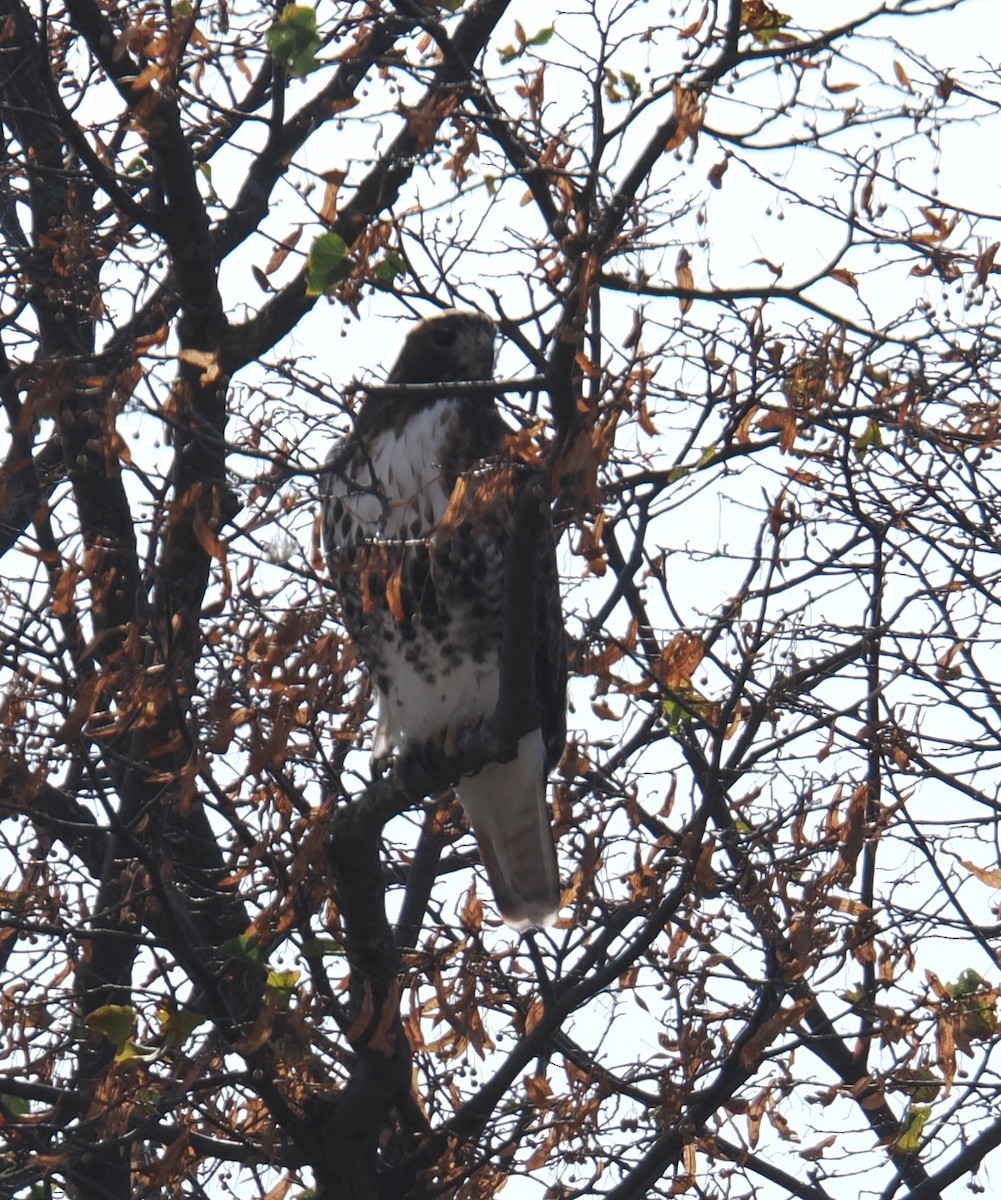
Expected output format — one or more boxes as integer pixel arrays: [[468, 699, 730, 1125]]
[[321, 310, 566, 929]]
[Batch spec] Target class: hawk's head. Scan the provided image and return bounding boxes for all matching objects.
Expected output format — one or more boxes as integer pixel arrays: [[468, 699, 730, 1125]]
[[387, 310, 496, 386]]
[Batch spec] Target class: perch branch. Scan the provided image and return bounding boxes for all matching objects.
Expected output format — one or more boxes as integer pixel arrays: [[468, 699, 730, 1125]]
[[319, 467, 551, 1195]]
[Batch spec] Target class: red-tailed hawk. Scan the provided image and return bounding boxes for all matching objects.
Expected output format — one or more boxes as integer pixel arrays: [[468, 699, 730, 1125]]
[[321, 311, 566, 929]]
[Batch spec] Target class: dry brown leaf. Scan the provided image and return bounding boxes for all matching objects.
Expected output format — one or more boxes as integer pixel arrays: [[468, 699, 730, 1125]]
[[51, 564, 80, 619], [367, 981, 402, 1056], [707, 155, 729, 189], [937, 1013, 957, 1085], [524, 1074, 552, 1105], [764, 409, 797, 453], [657, 633, 705, 689], [438, 474, 470, 531], [828, 267, 859, 292], [960, 859, 1001, 889], [265, 226, 303, 275], [178, 347, 221, 384], [582, 637, 627, 677], [108, 428, 132, 465], [460, 885, 483, 930], [524, 1127, 558, 1173], [669, 1142, 697, 1194], [799, 1135, 836, 1161], [678, 3, 708, 38], [262, 1176, 292, 1200], [665, 82, 704, 153], [676, 248, 694, 314], [936, 640, 964, 680], [385, 566, 405, 624], [735, 404, 759, 444], [141, 1129, 193, 1191], [132, 63, 169, 92], [574, 350, 599, 380], [192, 512, 225, 564], [58, 673, 107, 743], [319, 171, 346, 224], [974, 241, 999, 288], [739, 999, 812, 1068], [912, 207, 960, 245], [524, 998, 544, 1035]]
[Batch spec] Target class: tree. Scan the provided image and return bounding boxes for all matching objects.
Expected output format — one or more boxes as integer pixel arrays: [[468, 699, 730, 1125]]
[[1, 0, 1000, 1196]]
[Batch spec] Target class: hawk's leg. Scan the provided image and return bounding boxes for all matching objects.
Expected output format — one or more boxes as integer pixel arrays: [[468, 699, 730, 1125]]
[[393, 718, 516, 793]]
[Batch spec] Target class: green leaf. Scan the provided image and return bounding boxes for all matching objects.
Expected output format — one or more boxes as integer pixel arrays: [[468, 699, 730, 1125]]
[[0, 1093, 30, 1117], [756, 13, 790, 47], [115, 1039, 161, 1066], [267, 5, 321, 78], [267, 968, 301, 989], [135, 1086, 161, 1117], [964, 1004, 996, 1039], [900, 1068, 942, 1103], [499, 21, 551, 63], [301, 936, 344, 959], [199, 162, 219, 204], [896, 1105, 930, 1154], [620, 71, 641, 100], [947, 970, 997, 1038], [265, 969, 301, 1011], [85, 1005, 135, 1053], [948, 969, 985, 998], [604, 71, 624, 104], [220, 933, 265, 966], [526, 25, 554, 47], [662, 697, 689, 733], [853, 417, 882, 461], [306, 232, 352, 296], [741, 2, 791, 47], [373, 250, 406, 288], [157, 1008, 207, 1048]]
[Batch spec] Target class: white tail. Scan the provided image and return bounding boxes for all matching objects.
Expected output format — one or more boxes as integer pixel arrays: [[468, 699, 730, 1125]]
[[457, 729, 561, 930]]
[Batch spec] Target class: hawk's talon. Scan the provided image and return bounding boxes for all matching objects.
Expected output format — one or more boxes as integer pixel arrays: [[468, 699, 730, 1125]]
[[456, 717, 497, 768], [396, 719, 498, 782]]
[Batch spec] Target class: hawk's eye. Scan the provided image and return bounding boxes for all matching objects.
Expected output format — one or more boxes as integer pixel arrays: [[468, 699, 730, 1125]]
[[431, 326, 458, 349]]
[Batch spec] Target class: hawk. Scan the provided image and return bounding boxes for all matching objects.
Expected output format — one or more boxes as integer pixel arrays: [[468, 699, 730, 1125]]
[[321, 311, 566, 929]]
